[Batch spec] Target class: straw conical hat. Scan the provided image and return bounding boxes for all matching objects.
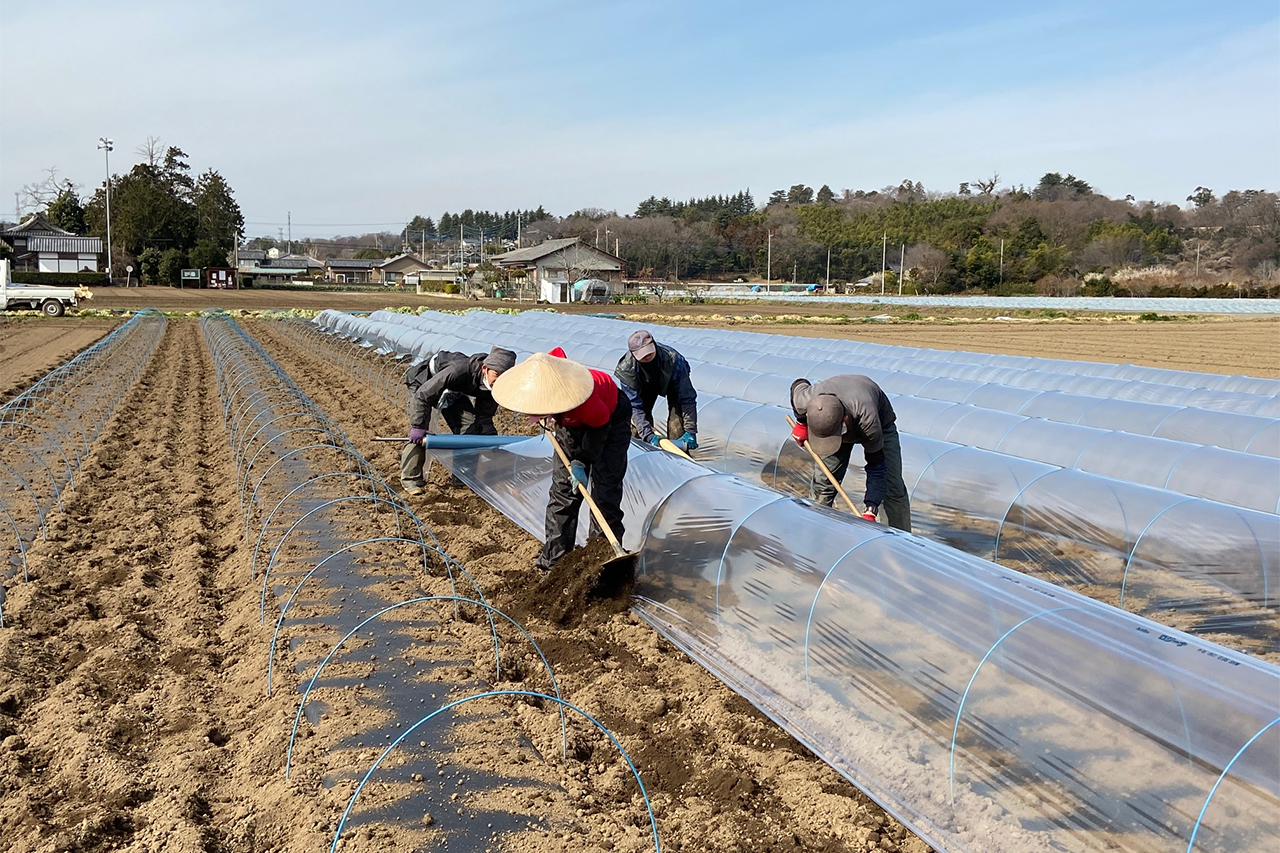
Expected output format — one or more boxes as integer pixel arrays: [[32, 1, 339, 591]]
[[491, 352, 594, 416]]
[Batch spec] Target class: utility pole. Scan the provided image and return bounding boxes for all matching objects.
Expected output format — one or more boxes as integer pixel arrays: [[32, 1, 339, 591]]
[[517, 213, 522, 248], [881, 233, 887, 296], [479, 227, 484, 266], [595, 227, 600, 248], [999, 238, 1005, 288], [460, 224, 464, 267], [615, 237, 620, 257], [899, 243, 905, 295], [825, 247, 831, 288], [766, 231, 772, 285], [287, 211, 292, 254], [97, 137, 113, 281], [793, 260, 797, 283]]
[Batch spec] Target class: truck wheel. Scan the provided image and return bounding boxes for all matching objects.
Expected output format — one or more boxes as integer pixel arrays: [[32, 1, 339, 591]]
[[41, 299, 66, 317]]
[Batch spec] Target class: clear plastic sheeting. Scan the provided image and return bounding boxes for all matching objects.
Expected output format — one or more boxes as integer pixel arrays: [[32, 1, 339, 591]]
[[334, 310, 1280, 512], [311, 312, 1280, 635], [425, 438, 1280, 853], [662, 289, 1280, 315], [392, 309, 1280, 445]]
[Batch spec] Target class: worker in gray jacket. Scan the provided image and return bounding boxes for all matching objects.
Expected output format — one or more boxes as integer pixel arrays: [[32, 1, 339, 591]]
[[401, 346, 517, 495], [614, 330, 699, 452], [790, 374, 911, 531]]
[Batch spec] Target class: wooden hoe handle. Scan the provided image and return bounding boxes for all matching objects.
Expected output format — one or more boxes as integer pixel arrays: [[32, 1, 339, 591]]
[[786, 415, 861, 516]]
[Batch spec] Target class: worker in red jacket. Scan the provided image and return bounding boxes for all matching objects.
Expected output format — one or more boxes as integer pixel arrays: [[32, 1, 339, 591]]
[[492, 347, 631, 573]]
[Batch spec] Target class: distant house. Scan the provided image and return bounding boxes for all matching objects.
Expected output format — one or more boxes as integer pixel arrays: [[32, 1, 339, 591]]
[[490, 237, 624, 303], [275, 253, 323, 274], [324, 257, 379, 283], [0, 213, 103, 273], [237, 248, 267, 268], [374, 253, 432, 285]]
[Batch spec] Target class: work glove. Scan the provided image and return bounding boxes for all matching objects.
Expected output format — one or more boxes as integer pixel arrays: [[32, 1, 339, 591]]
[[408, 427, 428, 445], [861, 504, 879, 522], [648, 435, 664, 448], [677, 431, 698, 451], [569, 462, 589, 490], [791, 422, 809, 446]]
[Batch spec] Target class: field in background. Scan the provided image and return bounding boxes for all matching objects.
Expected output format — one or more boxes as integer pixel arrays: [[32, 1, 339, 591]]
[[79, 285, 1280, 378]]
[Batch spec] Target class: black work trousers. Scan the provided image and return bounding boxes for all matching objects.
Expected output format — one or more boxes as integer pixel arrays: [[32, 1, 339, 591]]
[[401, 392, 495, 489], [537, 395, 632, 572]]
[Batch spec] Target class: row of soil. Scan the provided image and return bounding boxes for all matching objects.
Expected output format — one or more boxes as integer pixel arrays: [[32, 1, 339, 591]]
[[246, 318, 931, 853], [0, 318, 120, 403], [0, 320, 446, 853]]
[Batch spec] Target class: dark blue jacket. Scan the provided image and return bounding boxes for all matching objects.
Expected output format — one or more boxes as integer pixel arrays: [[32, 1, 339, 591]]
[[614, 343, 698, 440]]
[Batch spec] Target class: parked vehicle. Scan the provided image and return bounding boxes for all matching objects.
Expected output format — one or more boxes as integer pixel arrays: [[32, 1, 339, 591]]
[[0, 259, 91, 316]]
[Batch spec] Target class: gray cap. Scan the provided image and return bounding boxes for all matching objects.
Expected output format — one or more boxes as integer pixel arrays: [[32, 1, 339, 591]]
[[628, 330, 657, 359], [483, 347, 517, 374], [806, 394, 847, 456]]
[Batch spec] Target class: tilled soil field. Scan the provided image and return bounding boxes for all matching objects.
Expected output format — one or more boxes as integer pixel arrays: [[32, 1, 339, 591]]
[[0, 318, 119, 402], [1, 318, 928, 853]]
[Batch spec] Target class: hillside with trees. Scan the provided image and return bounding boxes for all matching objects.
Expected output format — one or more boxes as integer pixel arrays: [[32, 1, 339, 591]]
[[543, 175, 1277, 297]]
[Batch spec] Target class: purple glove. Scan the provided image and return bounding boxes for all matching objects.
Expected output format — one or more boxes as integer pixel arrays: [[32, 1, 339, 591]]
[[408, 427, 428, 445]]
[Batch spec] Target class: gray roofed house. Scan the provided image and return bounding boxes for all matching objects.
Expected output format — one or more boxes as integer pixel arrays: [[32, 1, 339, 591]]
[[274, 253, 323, 270], [324, 257, 380, 283], [0, 213, 103, 273], [490, 237, 624, 303]]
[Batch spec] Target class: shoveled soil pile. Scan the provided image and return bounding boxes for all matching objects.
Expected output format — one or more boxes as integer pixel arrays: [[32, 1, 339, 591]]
[[507, 536, 636, 628], [0, 318, 931, 853]]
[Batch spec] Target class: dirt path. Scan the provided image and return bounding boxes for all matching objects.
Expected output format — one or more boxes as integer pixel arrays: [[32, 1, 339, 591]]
[[0, 318, 119, 402], [247, 319, 929, 853]]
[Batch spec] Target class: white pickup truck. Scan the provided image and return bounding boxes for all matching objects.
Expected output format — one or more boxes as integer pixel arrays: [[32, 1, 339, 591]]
[[0, 258, 92, 316]]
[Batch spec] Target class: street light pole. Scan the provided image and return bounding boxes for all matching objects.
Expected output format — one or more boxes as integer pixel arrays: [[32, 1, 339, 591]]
[[97, 137, 113, 282]]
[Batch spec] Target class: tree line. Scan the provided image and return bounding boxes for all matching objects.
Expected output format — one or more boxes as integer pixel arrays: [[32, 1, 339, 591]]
[[10, 143, 243, 285]]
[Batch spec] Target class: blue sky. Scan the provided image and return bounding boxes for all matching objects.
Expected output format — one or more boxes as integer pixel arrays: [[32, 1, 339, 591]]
[[2, 0, 1276, 237]]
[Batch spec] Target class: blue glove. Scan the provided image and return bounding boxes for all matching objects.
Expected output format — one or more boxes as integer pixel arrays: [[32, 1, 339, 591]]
[[569, 462, 588, 490], [678, 431, 698, 451], [408, 427, 428, 444], [648, 435, 663, 448]]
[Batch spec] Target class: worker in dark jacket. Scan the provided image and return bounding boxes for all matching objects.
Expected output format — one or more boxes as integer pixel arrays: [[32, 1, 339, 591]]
[[401, 346, 517, 495], [614, 329, 699, 452], [790, 374, 911, 532], [493, 347, 631, 573]]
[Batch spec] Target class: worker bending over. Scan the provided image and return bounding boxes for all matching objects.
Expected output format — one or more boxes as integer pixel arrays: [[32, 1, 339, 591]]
[[493, 347, 631, 573], [614, 330, 699, 452], [401, 346, 517, 495], [790, 374, 912, 532]]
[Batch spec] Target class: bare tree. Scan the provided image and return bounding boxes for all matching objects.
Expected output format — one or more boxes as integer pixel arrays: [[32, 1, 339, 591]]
[[972, 173, 1000, 196], [905, 243, 949, 293], [18, 167, 75, 215], [137, 136, 164, 167]]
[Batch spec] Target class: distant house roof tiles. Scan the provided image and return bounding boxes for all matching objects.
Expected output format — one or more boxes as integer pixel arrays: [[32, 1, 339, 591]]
[[26, 235, 103, 253], [326, 258, 380, 269]]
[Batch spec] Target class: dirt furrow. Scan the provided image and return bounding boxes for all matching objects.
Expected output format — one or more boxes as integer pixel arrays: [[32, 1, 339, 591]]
[[248, 319, 929, 853], [0, 319, 120, 403], [0, 320, 332, 852]]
